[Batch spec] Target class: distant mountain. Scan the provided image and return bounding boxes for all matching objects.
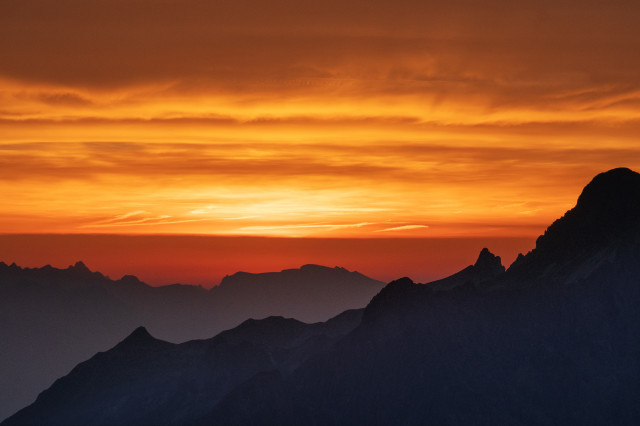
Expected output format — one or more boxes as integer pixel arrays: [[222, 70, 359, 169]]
[[7, 167, 640, 425], [212, 264, 381, 322], [0, 263, 382, 422], [3, 310, 363, 426]]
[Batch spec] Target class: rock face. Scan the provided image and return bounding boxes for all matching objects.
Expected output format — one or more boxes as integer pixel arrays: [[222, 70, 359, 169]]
[[5, 168, 640, 426]]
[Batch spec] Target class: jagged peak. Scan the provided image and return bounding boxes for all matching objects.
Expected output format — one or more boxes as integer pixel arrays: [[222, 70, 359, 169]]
[[120, 326, 155, 344], [0, 261, 20, 270], [474, 248, 504, 270], [69, 261, 90, 272], [130, 325, 152, 337], [110, 326, 176, 353], [508, 253, 526, 269]]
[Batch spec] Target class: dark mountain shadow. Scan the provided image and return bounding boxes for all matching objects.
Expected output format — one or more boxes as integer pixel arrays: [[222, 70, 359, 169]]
[[507, 167, 640, 284], [427, 247, 505, 291], [3, 311, 363, 426], [6, 168, 640, 425], [0, 262, 382, 421]]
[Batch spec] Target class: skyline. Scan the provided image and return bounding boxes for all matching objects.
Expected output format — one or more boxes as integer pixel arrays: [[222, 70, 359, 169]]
[[0, 234, 534, 287]]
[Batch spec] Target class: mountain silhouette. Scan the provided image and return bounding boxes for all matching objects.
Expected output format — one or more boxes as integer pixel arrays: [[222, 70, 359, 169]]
[[3, 311, 363, 426], [5, 167, 640, 425], [0, 263, 382, 422], [427, 247, 505, 290], [114, 326, 166, 350], [508, 167, 640, 283], [212, 264, 382, 322]]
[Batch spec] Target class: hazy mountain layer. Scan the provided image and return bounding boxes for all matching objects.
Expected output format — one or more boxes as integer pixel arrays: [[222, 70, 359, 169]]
[[4, 310, 364, 426], [0, 263, 382, 421]]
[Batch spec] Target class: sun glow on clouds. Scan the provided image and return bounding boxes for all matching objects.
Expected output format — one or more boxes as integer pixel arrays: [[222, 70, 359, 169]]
[[2, 0, 640, 237]]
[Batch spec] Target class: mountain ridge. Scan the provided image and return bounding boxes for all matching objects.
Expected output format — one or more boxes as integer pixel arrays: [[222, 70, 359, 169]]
[[426, 247, 505, 291], [506, 167, 640, 283], [4, 310, 365, 426], [0, 262, 383, 422], [5, 167, 640, 425]]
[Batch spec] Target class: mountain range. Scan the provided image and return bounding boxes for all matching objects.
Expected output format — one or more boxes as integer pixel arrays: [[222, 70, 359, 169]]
[[5, 167, 640, 425], [0, 262, 383, 422]]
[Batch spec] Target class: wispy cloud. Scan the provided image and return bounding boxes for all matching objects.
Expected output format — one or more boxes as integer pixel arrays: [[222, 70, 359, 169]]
[[105, 210, 149, 222], [223, 216, 260, 220], [375, 225, 429, 233], [81, 211, 210, 228], [235, 222, 375, 235], [189, 205, 217, 215]]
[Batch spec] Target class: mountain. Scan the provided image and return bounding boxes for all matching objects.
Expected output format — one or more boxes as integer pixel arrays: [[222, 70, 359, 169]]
[[427, 247, 505, 291], [6, 167, 640, 425], [211, 264, 381, 323], [0, 263, 382, 422], [276, 167, 640, 425], [3, 311, 364, 426], [507, 167, 640, 284]]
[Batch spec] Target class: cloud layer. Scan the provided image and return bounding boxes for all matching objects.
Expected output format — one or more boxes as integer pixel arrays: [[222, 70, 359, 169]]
[[1, 0, 640, 236]]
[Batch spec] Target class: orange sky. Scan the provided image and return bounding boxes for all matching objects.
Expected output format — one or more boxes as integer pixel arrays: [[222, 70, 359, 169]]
[[0, 234, 535, 287], [1, 1, 640, 280]]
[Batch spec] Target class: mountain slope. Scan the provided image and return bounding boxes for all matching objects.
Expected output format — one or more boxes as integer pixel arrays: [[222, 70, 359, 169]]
[[260, 167, 640, 425], [426, 247, 505, 290], [507, 167, 640, 283], [3, 311, 364, 426], [0, 263, 382, 422]]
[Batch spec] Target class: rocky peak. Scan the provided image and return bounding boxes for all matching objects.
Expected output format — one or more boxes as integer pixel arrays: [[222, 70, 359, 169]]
[[507, 167, 640, 280], [474, 248, 505, 272]]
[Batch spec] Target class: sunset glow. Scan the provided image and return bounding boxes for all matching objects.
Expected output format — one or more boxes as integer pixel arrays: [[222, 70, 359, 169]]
[[2, 0, 640, 281]]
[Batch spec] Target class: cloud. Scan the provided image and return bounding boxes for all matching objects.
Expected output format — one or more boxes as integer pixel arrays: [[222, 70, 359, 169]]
[[2, 0, 640, 110], [1, 0, 640, 237], [233, 222, 376, 236], [189, 205, 218, 215], [82, 211, 212, 228], [375, 225, 429, 232], [105, 210, 150, 222], [35, 92, 93, 106], [1, 141, 640, 183]]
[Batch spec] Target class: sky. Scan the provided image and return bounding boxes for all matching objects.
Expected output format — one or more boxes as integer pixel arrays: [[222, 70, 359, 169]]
[[2, 0, 640, 283]]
